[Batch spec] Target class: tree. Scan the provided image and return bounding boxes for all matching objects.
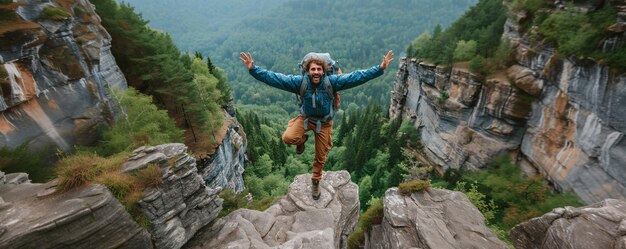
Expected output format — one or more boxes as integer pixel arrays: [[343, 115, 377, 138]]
[[250, 154, 273, 178], [453, 40, 477, 61], [99, 87, 184, 156], [407, 32, 431, 58]]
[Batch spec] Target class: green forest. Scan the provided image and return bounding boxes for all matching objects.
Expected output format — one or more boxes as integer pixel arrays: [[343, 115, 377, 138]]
[[123, 0, 478, 110]]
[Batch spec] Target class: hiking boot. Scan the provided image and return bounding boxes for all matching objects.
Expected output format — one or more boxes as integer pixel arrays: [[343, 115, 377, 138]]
[[311, 178, 320, 200], [296, 134, 308, 154]]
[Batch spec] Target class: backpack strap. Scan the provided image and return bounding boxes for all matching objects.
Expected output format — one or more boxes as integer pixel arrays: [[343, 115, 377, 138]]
[[298, 76, 336, 134]]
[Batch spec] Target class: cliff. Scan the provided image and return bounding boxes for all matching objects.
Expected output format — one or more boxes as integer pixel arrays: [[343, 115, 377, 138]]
[[389, 1, 626, 204], [197, 113, 247, 193], [0, 0, 126, 151]]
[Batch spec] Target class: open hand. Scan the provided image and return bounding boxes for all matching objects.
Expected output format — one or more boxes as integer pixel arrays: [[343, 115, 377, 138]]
[[239, 52, 254, 70], [380, 50, 394, 70]]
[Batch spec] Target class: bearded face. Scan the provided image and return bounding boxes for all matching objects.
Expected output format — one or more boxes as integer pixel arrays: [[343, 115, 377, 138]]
[[307, 62, 324, 85]]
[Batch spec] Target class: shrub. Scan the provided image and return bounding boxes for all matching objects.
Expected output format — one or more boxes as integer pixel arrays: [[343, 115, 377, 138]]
[[438, 91, 449, 105], [97, 87, 184, 156], [134, 164, 163, 189], [398, 179, 431, 195], [55, 152, 107, 191], [0, 143, 51, 182], [469, 55, 486, 74], [454, 181, 498, 221], [521, 0, 549, 13], [54, 150, 163, 213], [398, 121, 420, 148], [39, 6, 71, 21], [536, 5, 620, 69], [461, 156, 583, 230], [347, 198, 384, 249], [95, 171, 133, 200]]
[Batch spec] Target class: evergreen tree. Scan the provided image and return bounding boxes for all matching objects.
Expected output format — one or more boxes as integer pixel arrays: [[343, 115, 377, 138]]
[[92, 0, 228, 153]]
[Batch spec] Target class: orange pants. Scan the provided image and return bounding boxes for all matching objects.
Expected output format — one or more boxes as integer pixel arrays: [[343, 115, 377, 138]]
[[282, 115, 333, 180]]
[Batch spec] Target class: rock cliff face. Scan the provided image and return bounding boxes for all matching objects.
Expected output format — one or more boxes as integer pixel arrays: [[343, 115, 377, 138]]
[[364, 187, 506, 249], [0, 173, 152, 249], [0, 0, 126, 152], [389, 1, 626, 204], [197, 115, 247, 193], [123, 143, 224, 249], [184, 171, 359, 249], [509, 199, 626, 249]]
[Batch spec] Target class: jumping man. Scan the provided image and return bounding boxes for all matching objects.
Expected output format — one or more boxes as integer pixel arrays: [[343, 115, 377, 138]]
[[240, 50, 394, 200]]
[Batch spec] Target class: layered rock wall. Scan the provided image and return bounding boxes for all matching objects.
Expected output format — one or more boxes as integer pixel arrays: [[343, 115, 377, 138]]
[[0, 0, 126, 151], [122, 144, 224, 249], [390, 1, 626, 204], [390, 60, 530, 171], [197, 115, 246, 192]]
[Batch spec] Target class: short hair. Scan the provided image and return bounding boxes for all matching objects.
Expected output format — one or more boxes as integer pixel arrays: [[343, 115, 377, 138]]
[[303, 57, 328, 72]]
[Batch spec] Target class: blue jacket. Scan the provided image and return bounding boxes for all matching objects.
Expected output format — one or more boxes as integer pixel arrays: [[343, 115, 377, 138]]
[[249, 65, 384, 119]]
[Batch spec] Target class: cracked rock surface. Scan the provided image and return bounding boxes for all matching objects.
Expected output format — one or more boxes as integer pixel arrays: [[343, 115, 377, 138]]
[[510, 199, 626, 249], [184, 170, 359, 249]]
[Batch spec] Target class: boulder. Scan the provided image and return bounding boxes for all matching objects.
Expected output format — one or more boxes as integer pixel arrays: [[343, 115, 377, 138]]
[[0, 175, 152, 249], [510, 199, 626, 249], [184, 170, 359, 249], [365, 187, 507, 249]]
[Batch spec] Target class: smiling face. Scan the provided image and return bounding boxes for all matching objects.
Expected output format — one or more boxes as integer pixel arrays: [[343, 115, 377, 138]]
[[307, 62, 324, 85]]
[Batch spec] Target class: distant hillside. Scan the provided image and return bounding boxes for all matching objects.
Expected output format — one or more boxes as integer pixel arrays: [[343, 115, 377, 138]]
[[123, 0, 478, 109]]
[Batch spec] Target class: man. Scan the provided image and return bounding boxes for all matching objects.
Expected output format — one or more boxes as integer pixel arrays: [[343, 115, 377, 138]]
[[240, 50, 394, 200]]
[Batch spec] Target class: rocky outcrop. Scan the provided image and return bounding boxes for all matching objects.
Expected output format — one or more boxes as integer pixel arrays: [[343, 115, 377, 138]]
[[0, 172, 152, 249], [509, 199, 626, 249], [123, 143, 224, 249], [197, 114, 247, 192], [390, 1, 626, 203], [184, 170, 359, 249], [0, 0, 126, 152], [364, 187, 506, 249], [389, 60, 530, 171], [0, 143, 234, 249]]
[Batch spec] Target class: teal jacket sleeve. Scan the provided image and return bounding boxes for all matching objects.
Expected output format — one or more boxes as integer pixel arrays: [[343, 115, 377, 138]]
[[249, 65, 301, 93], [330, 65, 384, 91]]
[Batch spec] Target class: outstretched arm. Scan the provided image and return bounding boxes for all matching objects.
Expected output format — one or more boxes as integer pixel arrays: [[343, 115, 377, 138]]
[[380, 50, 394, 70], [240, 51, 300, 93], [332, 50, 394, 91]]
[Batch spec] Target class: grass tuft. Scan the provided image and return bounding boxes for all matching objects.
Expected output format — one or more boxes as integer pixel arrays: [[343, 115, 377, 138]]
[[134, 164, 163, 189], [398, 179, 431, 195], [54, 150, 162, 217], [39, 6, 71, 21], [55, 151, 105, 190]]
